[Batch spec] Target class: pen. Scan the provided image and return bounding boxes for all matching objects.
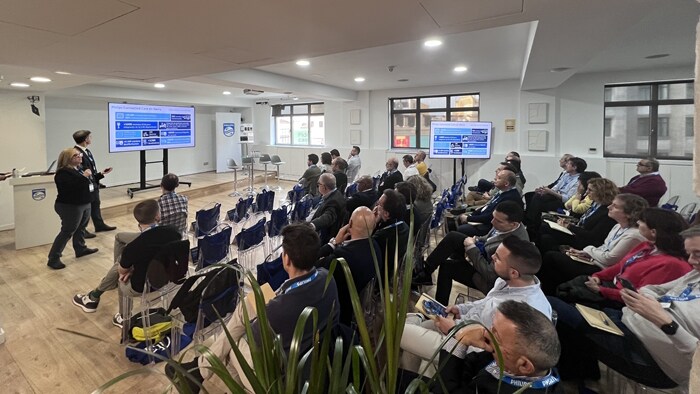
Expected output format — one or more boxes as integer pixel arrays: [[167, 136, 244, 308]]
[[599, 311, 610, 326]]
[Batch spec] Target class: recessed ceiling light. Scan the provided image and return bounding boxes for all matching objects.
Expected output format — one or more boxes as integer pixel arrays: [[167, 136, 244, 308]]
[[398, 78, 409, 82], [30, 76, 52, 83], [55, 71, 72, 75], [424, 39, 442, 48], [354, 77, 365, 82], [154, 83, 165, 88], [296, 59, 310, 66], [645, 53, 669, 59], [10, 82, 30, 88], [292, 97, 299, 101], [550, 67, 571, 73], [222, 91, 232, 95], [453, 66, 468, 72]]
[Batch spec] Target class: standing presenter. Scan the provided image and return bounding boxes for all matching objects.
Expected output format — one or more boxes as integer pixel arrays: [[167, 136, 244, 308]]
[[73, 130, 116, 235]]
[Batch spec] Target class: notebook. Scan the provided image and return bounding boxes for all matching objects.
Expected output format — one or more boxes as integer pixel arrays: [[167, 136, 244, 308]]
[[566, 251, 595, 265], [544, 219, 574, 235], [575, 304, 624, 336]]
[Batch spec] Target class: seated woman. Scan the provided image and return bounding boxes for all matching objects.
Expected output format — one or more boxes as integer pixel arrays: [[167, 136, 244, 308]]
[[537, 193, 648, 295], [563, 171, 601, 216], [537, 177, 617, 254], [557, 208, 691, 308], [549, 225, 700, 389]]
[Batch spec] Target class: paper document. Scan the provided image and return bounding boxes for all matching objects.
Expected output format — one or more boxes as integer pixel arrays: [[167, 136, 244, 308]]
[[566, 252, 595, 265], [544, 219, 573, 235], [576, 304, 624, 336]]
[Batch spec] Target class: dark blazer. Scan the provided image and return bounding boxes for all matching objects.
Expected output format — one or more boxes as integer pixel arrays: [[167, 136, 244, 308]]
[[311, 189, 346, 242], [468, 187, 522, 224], [75, 145, 104, 184], [378, 170, 403, 194], [317, 238, 382, 325], [346, 189, 378, 214], [334, 171, 348, 195], [54, 167, 93, 205], [568, 205, 616, 248], [372, 220, 409, 283]]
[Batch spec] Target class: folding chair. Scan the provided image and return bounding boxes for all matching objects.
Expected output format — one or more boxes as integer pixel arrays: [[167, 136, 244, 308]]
[[235, 217, 267, 271], [287, 183, 305, 205], [254, 189, 276, 214], [660, 195, 680, 211], [290, 197, 313, 223], [198, 224, 232, 269], [266, 205, 289, 252], [430, 201, 447, 248], [193, 202, 221, 238], [192, 264, 242, 344]]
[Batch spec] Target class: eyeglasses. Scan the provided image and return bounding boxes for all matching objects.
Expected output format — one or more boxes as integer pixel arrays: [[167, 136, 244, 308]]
[[72, 153, 83, 158]]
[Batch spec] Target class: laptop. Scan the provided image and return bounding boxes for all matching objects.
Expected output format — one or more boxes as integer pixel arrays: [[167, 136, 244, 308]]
[[22, 160, 56, 177]]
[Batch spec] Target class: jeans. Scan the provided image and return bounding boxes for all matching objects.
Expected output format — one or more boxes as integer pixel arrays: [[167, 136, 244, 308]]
[[48, 202, 91, 262]]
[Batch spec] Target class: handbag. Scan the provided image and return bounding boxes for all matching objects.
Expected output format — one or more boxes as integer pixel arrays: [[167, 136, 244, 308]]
[[555, 275, 606, 305]]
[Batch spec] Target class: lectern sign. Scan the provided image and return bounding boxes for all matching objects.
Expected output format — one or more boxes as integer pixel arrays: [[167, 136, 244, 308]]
[[32, 188, 46, 201]]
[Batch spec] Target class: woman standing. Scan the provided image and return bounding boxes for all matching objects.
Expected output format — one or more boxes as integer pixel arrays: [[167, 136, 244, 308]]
[[47, 148, 99, 269]]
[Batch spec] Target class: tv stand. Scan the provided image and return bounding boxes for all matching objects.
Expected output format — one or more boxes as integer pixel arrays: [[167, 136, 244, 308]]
[[126, 149, 191, 198]]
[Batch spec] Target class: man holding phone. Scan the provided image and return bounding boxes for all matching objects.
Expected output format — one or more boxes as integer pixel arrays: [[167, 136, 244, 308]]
[[73, 130, 116, 235]]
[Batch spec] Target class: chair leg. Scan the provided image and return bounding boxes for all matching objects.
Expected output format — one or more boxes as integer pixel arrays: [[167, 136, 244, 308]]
[[229, 169, 241, 197], [260, 164, 269, 191], [272, 164, 283, 191]]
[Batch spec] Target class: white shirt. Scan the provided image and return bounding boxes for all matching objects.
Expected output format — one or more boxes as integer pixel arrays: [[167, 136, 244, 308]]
[[404, 164, 419, 178], [347, 155, 361, 182]]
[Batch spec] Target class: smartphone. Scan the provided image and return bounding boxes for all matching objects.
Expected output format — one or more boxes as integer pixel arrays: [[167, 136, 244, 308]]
[[619, 277, 637, 292], [422, 299, 447, 317]]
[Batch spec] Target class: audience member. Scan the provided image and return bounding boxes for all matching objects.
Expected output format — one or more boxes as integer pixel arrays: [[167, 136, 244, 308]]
[[403, 175, 434, 228], [402, 154, 419, 178], [464, 162, 518, 206], [300, 153, 322, 196], [320, 152, 333, 173], [330, 148, 341, 160], [401, 237, 551, 373], [331, 157, 348, 194], [414, 150, 428, 176], [346, 175, 378, 213], [523, 153, 574, 209], [537, 193, 648, 295], [563, 171, 601, 215], [157, 173, 189, 235], [619, 157, 667, 207], [372, 189, 409, 280], [550, 225, 700, 388], [47, 147, 99, 269], [310, 173, 346, 242], [559, 208, 690, 308], [455, 169, 521, 236], [346, 145, 362, 182], [317, 206, 381, 324], [395, 181, 430, 234], [169, 223, 339, 392], [378, 157, 403, 194], [72, 200, 181, 329]]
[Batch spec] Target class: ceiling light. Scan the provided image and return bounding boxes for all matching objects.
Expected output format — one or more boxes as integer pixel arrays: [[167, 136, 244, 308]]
[[55, 71, 72, 75], [292, 97, 299, 101], [30, 76, 52, 83], [645, 53, 669, 59], [424, 39, 442, 48], [154, 83, 165, 88], [296, 59, 310, 66], [453, 66, 467, 72], [398, 78, 409, 82], [222, 91, 232, 95], [550, 67, 571, 73], [10, 82, 30, 88], [354, 77, 365, 82]]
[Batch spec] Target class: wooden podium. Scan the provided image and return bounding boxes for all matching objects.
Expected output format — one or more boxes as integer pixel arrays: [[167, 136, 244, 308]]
[[10, 176, 60, 250]]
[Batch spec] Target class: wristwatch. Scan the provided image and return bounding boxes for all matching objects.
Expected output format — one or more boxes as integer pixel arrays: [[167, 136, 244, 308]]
[[660, 320, 679, 335]]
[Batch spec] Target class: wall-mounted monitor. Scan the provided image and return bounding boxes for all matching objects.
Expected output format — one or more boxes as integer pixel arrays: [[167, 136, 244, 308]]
[[428, 121, 492, 159], [108, 102, 195, 153]]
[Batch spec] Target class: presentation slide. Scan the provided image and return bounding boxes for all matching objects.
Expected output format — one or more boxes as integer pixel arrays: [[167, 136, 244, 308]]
[[108, 103, 195, 153], [429, 121, 492, 159]]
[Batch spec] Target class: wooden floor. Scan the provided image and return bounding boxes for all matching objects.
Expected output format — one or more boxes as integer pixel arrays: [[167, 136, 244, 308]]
[[0, 171, 294, 394]]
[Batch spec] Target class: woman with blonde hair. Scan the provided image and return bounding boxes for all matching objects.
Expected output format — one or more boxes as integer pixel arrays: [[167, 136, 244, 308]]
[[47, 148, 98, 269]]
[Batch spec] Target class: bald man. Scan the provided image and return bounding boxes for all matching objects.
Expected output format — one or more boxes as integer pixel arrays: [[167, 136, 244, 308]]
[[310, 172, 347, 243], [317, 206, 383, 324], [378, 157, 403, 194]]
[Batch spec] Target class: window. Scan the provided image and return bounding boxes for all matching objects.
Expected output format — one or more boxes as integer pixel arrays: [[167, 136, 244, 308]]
[[390, 93, 479, 149], [603, 80, 694, 159], [272, 103, 324, 146]]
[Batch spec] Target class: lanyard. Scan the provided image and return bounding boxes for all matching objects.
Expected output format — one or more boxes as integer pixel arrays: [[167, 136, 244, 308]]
[[281, 270, 319, 295], [605, 226, 629, 251], [658, 282, 700, 303], [485, 361, 559, 389], [381, 220, 405, 231], [579, 203, 600, 225], [619, 248, 653, 274]]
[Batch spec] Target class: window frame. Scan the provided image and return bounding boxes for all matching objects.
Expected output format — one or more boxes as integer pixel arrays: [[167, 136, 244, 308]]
[[389, 93, 480, 149], [272, 102, 325, 146], [603, 80, 694, 160]]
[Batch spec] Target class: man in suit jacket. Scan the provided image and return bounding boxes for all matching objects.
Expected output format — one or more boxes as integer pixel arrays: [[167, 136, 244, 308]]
[[317, 206, 382, 324], [332, 157, 348, 194], [619, 157, 667, 207], [73, 130, 116, 235], [346, 176, 379, 213], [456, 170, 522, 236], [372, 189, 409, 283], [300, 153, 323, 196], [378, 157, 403, 194], [310, 173, 346, 243]]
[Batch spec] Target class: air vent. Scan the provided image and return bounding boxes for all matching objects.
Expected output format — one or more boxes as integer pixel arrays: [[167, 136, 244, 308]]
[[243, 89, 264, 95]]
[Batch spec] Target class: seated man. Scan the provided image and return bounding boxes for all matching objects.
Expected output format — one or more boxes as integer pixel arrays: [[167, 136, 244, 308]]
[[372, 189, 409, 281], [346, 175, 378, 213], [317, 206, 382, 325], [465, 162, 519, 206], [430, 301, 561, 394], [378, 157, 403, 194], [400, 237, 551, 374], [395, 181, 431, 235], [310, 173, 346, 242], [332, 157, 348, 194], [415, 201, 528, 300], [169, 223, 340, 392], [619, 157, 667, 207], [523, 153, 574, 209], [157, 173, 189, 234], [455, 169, 521, 236], [402, 154, 419, 178], [72, 199, 182, 327], [300, 153, 322, 196]]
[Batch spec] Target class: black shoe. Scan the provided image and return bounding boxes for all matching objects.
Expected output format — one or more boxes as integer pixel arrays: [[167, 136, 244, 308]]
[[467, 186, 479, 192], [166, 359, 203, 393], [412, 270, 433, 286], [47, 260, 66, 269], [84, 231, 96, 239], [99, 183, 107, 189], [94, 225, 116, 232], [76, 248, 99, 258]]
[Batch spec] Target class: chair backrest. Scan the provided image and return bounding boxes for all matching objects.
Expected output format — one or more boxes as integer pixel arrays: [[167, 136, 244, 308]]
[[267, 206, 289, 237], [227, 158, 238, 168], [156, 239, 191, 285], [196, 264, 242, 333], [290, 198, 313, 222], [290, 183, 305, 204], [195, 203, 221, 237], [199, 225, 232, 268], [345, 182, 358, 198], [271, 155, 283, 164], [254, 189, 276, 213], [235, 218, 267, 251], [680, 202, 698, 221], [431, 202, 446, 229], [372, 175, 381, 191], [256, 256, 288, 290], [259, 154, 272, 163], [242, 157, 254, 165]]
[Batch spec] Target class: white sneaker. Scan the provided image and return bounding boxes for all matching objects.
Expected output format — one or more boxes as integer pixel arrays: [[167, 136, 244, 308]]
[[112, 313, 124, 328]]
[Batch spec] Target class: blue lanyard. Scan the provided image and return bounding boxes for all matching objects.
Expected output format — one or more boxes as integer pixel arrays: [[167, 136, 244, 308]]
[[381, 220, 405, 231], [281, 270, 319, 295], [619, 248, 652, 274], [579, 203, 599, 225], [658, 282, 700, 303], [605, 226, 629, 250], [485, 361, 559, 389]]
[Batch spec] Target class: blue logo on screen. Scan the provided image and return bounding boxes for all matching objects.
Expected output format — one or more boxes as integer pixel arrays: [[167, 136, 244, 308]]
[[223, 123, 236, 137], [32, 188, 46, 201]]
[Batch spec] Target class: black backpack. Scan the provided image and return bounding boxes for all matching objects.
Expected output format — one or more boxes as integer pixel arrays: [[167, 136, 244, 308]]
[[167, 261, 242, 324]]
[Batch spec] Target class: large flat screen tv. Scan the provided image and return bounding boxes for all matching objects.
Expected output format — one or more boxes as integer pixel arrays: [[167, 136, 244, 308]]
[[429, 121, 492, 159], [108, 102, 195, 153]]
